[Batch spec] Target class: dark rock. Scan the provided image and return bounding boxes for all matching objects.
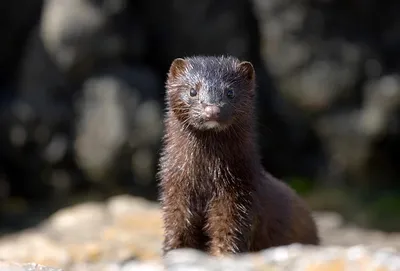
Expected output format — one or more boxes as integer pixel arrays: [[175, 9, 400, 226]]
[[253, 0, 400, 190], [0, 0, 43, 85]]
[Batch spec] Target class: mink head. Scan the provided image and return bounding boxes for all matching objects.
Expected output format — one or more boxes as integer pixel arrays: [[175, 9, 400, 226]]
[[166, 55, 256, 131]]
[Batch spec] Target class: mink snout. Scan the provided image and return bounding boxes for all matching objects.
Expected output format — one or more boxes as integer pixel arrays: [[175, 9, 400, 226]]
[[202, 104, 221, 121]]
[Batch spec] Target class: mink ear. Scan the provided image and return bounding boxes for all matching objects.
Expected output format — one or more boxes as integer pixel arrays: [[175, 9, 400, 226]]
[[168, 58, 187, 79], [237, 61, 255, 81]]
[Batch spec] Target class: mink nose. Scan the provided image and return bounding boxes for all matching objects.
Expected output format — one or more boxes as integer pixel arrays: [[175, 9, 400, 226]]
[[203, 105, 220, 120]]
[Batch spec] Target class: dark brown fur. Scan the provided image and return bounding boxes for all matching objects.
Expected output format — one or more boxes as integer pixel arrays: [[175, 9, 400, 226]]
[[158, 55, 319, 256]]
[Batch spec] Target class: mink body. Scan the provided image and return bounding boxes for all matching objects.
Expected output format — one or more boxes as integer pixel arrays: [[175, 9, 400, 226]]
[[158, 55, 319, 256]]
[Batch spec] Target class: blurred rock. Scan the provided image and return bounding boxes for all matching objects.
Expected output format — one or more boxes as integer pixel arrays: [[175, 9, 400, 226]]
[[74, 65, 163, 187], [39, 0, 124, 78], [361, 75, 400, 138], [0, 0, 160, 200], [161, 245, 400, 271], [0, 261, 61, 271], [1, 244, 400, 271], [252, 0, 400, 189], [254, 0, 365, 112]]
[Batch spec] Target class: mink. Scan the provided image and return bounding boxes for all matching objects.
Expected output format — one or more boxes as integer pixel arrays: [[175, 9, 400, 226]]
[[158, 55, 320, 256]]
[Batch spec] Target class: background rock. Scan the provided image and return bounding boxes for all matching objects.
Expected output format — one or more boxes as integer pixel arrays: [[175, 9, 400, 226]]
[[253, 0, 400, 191]]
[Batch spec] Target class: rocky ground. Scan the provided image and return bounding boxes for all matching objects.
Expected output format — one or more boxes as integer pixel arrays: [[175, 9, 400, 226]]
[[0, 195, 399, 270]]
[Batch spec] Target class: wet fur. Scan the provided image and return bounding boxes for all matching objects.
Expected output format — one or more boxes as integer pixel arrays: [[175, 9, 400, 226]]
[[158, 55, 319, 256]]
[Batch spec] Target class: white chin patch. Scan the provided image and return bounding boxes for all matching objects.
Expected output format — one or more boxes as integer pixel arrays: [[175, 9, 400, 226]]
[[202, 121, 220, 129]]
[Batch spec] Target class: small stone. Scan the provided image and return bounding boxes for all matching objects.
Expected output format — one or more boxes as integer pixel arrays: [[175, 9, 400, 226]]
[[46, 202, 107, 237], [0, 233, 70, 267], [107, 195, 159, 218], [121, 261, 163, 271]]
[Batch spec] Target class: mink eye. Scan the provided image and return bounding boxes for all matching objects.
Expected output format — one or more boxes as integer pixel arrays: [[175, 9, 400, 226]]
[[226, 89, 235, 99], [189, 88, 197, 97]]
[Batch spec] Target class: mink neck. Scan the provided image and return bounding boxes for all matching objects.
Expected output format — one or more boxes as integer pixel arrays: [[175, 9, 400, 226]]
[[166, 111, 260, 170]]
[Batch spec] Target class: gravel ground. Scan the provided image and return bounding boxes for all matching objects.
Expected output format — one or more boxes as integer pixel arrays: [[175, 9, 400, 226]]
[[0, 195, 399, 270]]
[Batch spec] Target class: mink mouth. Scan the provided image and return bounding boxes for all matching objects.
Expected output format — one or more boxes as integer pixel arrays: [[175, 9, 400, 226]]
[[200, 120, 221, 130], [193, 109, 234, 131], [197, 118, 233, 131]]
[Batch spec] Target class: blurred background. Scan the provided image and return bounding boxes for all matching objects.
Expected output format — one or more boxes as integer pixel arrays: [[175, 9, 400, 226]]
[[1, 0, 400, 236]]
